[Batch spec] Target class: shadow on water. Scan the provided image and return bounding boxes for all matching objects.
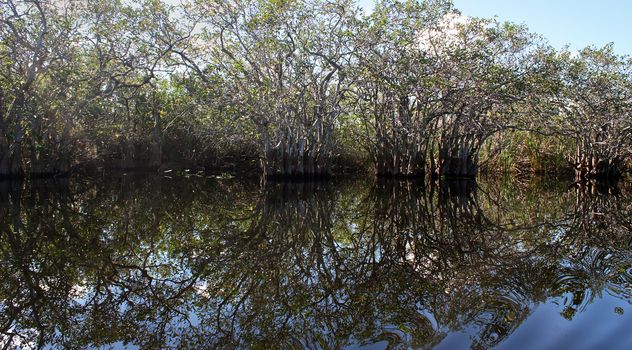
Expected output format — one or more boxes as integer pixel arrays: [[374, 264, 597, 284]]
[[0, 176, 630, 349]]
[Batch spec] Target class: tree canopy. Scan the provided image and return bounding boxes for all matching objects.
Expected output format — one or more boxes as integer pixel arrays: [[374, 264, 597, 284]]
[[1, 0, 630, 180]]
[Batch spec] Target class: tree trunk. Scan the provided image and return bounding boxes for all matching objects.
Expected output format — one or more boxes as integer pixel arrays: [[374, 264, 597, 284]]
[[438, 142, 478, 178], [56, 116, 73, 175], [121, 138, 136, 170], [1, 95, 25, 178], [149, 108, 162, 170], [574, 152, 622, 180], [261, 129, 331, 181], [0, 135, 12, 178]]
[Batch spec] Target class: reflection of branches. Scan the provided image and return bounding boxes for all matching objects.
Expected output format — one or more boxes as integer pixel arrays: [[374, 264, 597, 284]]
[[543, 184, 632, 321], [0, 177, 630, 349]]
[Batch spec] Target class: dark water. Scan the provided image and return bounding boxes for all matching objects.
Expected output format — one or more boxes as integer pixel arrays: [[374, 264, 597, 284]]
[[0, 176, 630, 350]]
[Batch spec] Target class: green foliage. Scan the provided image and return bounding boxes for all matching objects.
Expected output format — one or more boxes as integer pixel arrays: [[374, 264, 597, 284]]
[[0, 0, 630, 178]]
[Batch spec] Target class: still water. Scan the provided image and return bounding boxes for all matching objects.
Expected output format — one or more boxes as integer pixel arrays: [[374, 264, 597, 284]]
[[0, 176, 630, 350]]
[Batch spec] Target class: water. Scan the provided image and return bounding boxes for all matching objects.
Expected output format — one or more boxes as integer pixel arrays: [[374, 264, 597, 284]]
[[0, 176, 630, 350]]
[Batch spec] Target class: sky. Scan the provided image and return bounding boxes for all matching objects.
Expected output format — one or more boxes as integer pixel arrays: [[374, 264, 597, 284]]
[[358, 0, 632, 56]]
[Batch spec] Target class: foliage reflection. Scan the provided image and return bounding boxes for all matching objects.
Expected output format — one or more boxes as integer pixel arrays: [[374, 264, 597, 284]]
[[0, 177, 630, 349]]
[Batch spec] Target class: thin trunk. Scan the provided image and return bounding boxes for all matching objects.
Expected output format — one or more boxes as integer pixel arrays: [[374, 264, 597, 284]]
[[149, 107, 162, 170]]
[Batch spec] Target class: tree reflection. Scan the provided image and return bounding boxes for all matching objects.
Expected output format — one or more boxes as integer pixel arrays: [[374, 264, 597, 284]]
[[0, 177, 630, 349]]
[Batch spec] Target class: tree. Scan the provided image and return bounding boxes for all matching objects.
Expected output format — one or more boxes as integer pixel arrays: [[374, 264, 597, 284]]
[[77, 0, 196, 170], [553, 46, 632, 180], [353, 0, 454, 178], [425, 18, 545, 178], [0, 0, 60, 176], [198, 0, 360, 179]]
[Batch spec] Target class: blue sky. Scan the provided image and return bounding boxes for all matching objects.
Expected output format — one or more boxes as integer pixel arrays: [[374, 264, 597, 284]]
[[357, 0, 632, 55]]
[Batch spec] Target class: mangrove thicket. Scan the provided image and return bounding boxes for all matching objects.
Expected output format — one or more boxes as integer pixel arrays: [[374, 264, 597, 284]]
[[1, 0, 631, 180]]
